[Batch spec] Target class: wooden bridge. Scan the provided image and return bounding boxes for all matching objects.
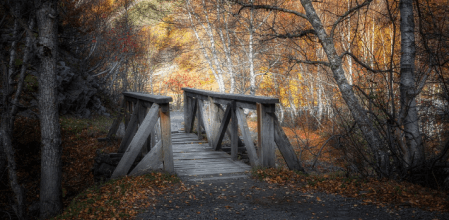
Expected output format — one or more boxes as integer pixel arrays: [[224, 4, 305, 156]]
[[105, 88, 304, 181]]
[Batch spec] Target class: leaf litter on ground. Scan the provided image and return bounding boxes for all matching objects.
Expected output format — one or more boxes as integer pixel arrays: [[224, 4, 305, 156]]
[[252, 167, 449, 212]]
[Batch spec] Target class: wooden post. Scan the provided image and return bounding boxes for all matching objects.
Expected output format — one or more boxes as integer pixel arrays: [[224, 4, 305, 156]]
[[184, 93, 191, 133], [196, 99, 203, 140], [160, 103, 174, 172], [189, 98, 197, 133], [260, 104, 276, 168], [230, 101, 238, 160]]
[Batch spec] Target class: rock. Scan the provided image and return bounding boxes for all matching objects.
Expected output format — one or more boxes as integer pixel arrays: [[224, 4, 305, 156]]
[[56, 61, 108, 117], [92, 150, 142, 182]]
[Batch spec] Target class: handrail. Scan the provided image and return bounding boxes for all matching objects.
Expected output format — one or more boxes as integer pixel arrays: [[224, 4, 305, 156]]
[[123, 92, 173, 104], [105, 92, 174, 179], [182, 87, 304, 171], [182, 88, 279, 104]]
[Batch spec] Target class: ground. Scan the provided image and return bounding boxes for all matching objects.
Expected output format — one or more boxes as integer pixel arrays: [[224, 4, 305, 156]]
[[135, 177, 448, 220]]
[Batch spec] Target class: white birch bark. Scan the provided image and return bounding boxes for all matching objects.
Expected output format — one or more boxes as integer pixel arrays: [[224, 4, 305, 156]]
[[186, 0, 225, 92], [300, 0, 388, 175], [399, 0, 424, 167]]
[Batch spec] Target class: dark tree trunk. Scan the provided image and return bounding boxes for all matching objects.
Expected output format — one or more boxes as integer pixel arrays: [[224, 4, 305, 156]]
[[35, 0, 63, 218]]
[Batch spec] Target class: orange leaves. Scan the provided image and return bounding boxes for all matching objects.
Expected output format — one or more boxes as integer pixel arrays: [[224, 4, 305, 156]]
[[58, 172, 182, 219], [253, 168, 449, 212]]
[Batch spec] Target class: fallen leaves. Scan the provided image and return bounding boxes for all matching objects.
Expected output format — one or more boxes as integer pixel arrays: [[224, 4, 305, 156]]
[[252, 168, 449, 212], [56, 172, 182, 219]]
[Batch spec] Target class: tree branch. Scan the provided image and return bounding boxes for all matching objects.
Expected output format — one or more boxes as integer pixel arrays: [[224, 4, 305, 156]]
[[341, 51, 392, 73], [230, 0, 308, 20], [330, 0, 373, 38]]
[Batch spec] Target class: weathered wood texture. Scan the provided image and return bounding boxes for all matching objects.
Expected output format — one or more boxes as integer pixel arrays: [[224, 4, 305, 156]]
[[260, 104, 275, 167], [112, 104, 160, 178], [106, 92, 173, 179], [212, 104, 232, 151], [129, 140, 162, 176], [118, 101, 141, 153], [160, 104, 174, 172], [184, 93, 192, 133], [172, 132, 250, 179], [183, 87, 279, 168], [183, 87, 279, 106], [236, 108, 260, 167], [271, 113, 305, 172], [123, 92, 173, 104]]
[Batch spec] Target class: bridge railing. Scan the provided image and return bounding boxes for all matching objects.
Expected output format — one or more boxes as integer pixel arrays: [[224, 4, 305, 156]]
[[106, 92, 174, 178], [182, 88, 304, 170]]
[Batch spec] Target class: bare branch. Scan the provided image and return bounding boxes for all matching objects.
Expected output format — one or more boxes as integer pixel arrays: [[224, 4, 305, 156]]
[[230, 0, 308, 20], [330, 0, 373, 38], [341, 51, 392, 73]]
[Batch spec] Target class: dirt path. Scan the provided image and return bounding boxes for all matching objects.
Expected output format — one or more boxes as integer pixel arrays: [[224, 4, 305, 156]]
[[133, 111, 449, 219], [135, 177, 447, 220]]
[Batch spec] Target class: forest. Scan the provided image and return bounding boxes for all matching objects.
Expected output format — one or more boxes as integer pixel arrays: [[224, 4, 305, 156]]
[[1, 0, 449, 219]]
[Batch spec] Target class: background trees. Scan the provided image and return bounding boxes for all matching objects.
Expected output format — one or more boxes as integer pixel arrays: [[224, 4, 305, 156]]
[[1, 0, 449, 218]]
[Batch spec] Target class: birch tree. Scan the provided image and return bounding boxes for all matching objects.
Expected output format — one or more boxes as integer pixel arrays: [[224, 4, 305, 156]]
[[399, 0, 424, 167], [233, 0, 389, 175]]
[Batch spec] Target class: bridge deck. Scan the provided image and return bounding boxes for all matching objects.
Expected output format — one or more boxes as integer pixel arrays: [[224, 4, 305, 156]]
[[170, 112, 250, 181], [171, 132, 251, 181]]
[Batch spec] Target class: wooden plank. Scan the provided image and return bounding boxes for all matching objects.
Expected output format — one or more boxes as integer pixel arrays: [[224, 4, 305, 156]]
[[138, 103, 151, 156], [260, 104, 276, 168], [216, 104, 245, 148], [174, 152, 231, 160], [112, 104, 160, 178], [106, 98, 125, 139], [129, 140, 163, 176], [208, 98, 220, 147], [160, 103, 174, 172], [212, 104, 232, 151], [198, 99, 214, 147], [184, 93, 192, 133], [172, 141, 208, 145], [118, 100, 141, 153], [182, 87, 279, 105], [236, 108, 260, 167], [123, 92, 172, 104], [257, 103, 262, 156], [236, 101, 257, 110], [271, 113, 305, 172], [196, 99, 203, 140], [231, 101, 238, 160], [189, 98, 197, 133]]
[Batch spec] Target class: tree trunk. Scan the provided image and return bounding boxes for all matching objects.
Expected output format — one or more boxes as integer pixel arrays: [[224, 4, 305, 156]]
[[35, 0, 63, 218], [399, 0, 424, 167], [300, 0, 388, 176]]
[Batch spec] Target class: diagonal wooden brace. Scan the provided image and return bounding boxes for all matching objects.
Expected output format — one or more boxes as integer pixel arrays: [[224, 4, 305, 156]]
[[111, 103, 160, 179]]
